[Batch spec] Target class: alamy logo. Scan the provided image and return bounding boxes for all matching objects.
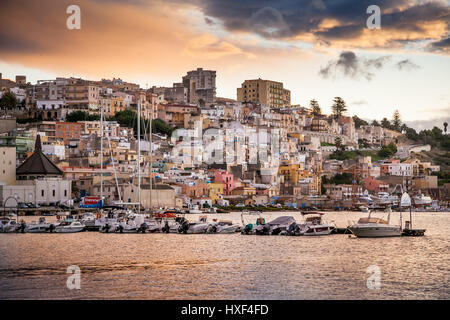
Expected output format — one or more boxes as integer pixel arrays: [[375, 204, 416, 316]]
[[366, 265, 381, 290], [66, 265, 81, 290], [366, 5, 381, 30], [66, 5, 81, 30]]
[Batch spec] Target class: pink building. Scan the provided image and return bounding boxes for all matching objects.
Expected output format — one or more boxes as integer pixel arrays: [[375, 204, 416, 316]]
[[214, 170, 234, 195]]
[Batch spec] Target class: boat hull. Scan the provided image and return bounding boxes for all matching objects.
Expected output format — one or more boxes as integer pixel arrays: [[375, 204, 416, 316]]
[[349, 226, 402, 238]]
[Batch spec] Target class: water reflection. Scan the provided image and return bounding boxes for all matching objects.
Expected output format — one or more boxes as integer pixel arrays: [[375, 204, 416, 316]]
[[0, 211, 449, 299]]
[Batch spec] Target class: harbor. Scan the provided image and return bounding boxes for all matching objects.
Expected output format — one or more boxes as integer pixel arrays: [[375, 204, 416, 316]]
[[1, 210, 449, 300]]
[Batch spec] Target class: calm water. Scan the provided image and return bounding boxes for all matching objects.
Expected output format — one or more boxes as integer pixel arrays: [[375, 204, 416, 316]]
[[0, 211, 449, 300]]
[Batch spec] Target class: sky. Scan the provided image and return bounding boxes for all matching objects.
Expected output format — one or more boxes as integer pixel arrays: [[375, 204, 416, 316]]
[[0, 0, 449, 130]]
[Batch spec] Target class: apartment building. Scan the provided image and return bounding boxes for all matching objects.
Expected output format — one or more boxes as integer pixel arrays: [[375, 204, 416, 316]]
[[182, 68, 216, 104], [237, 78, 291, 108]]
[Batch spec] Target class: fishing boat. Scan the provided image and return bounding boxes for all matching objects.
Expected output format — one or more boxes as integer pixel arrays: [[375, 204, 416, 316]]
[[298, 212, 336, 236], [348, 208, 402, 238], [54, 219, 85, 233]]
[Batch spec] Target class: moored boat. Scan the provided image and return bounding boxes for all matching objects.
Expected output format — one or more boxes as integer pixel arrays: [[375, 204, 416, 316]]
[[299, 212, 335, 236], [54, 220, 85, 233]]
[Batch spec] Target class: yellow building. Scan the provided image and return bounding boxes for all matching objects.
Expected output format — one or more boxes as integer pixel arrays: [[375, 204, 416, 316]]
[[237, 78, 291, 108], [278, 163, 304, 184], [208, 182, 224, 204]]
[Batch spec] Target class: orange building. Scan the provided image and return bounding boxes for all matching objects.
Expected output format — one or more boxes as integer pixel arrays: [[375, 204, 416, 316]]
[[55, 122, 82, 142]]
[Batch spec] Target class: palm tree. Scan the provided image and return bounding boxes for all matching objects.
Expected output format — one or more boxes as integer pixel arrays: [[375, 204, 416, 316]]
[[444, 122, 448, 134]]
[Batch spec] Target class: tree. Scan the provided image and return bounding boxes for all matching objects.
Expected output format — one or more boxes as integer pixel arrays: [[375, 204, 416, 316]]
[[331, 97, 347, 119], [310, 99, 321, 115], [152, 118, 176, 136], [66, 110, 99, 122], [371, 120, 380, 126], [112, 110, 136, 128], [198, 99, 205, 108], [381, 117, 391, 129], [444, 122, 448, 134], [391, 110, 401, 131], [0, 91, 18, 109], [378, 142, 397, 158], [353, 115, 368, 128]]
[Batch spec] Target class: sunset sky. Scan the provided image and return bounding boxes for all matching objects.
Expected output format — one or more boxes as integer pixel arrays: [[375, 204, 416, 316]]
[[0, 0, 449, 130]]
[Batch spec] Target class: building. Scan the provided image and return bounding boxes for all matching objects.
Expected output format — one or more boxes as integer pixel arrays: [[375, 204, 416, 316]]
[[214, 171, 234, 195], [0, 135, 71, 206], [123, 183, 177, 209], [237, 78, 291, 108], [55, 122, 82, 142], [0, 146, 16, 185], [182, 68, 216, 104]]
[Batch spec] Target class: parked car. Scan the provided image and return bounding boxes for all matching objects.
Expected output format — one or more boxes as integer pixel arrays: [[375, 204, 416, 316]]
[[26, 202, 40, 208], [17, 202, 29, 209], [236, 203, 245, 208]]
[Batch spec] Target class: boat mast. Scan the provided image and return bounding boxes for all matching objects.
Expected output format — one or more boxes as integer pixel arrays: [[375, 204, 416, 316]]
[[149, 101, 153, 214], [100, 104, 103, 204], [137, 98, 141, 213]]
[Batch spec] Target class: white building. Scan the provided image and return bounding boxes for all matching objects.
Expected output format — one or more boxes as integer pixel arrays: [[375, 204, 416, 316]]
[[388, 163, 412, 176]]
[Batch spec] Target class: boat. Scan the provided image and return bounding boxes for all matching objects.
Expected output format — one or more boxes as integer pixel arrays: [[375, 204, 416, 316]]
[[359, 206, 370, 213], [26, 217, 55, 233], [348, 208, 402, 238], [54, 220, 85, 233], [206, 220, 241, 234], [298, 212, 335, 236], [374, 192, 399, 206], [185, 216, 210, 234], [241, 216, 297, 235], [412, 193, 432, 207], [0, 218, 22, 233]]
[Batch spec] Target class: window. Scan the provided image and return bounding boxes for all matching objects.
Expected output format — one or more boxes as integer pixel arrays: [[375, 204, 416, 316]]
[[41, 190, 44, 197], [52, 190, 55, 197], [64, 190, 67, 197]]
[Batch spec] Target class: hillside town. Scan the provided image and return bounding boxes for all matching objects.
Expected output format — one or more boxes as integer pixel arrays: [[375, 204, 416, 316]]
[[0, 69, 449, 212]]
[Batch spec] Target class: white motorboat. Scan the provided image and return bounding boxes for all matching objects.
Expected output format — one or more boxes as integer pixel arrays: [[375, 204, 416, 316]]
[[375, 192, 399, 206], [0, 218, 21, 233], [298, 212, 335, 236], [348, 209, 402, 238], [413, 193, 432, 207], [144, 219, 162, 233], [26, 217, 55, 233], [54, 220, 85, 233]]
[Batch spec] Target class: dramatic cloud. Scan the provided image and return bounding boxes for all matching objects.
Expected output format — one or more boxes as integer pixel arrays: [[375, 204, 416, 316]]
[[428, 37, 450, 53], [190, 0, 450, 52], [319, 51, 391, 80], [396, 59, 420, 70]]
